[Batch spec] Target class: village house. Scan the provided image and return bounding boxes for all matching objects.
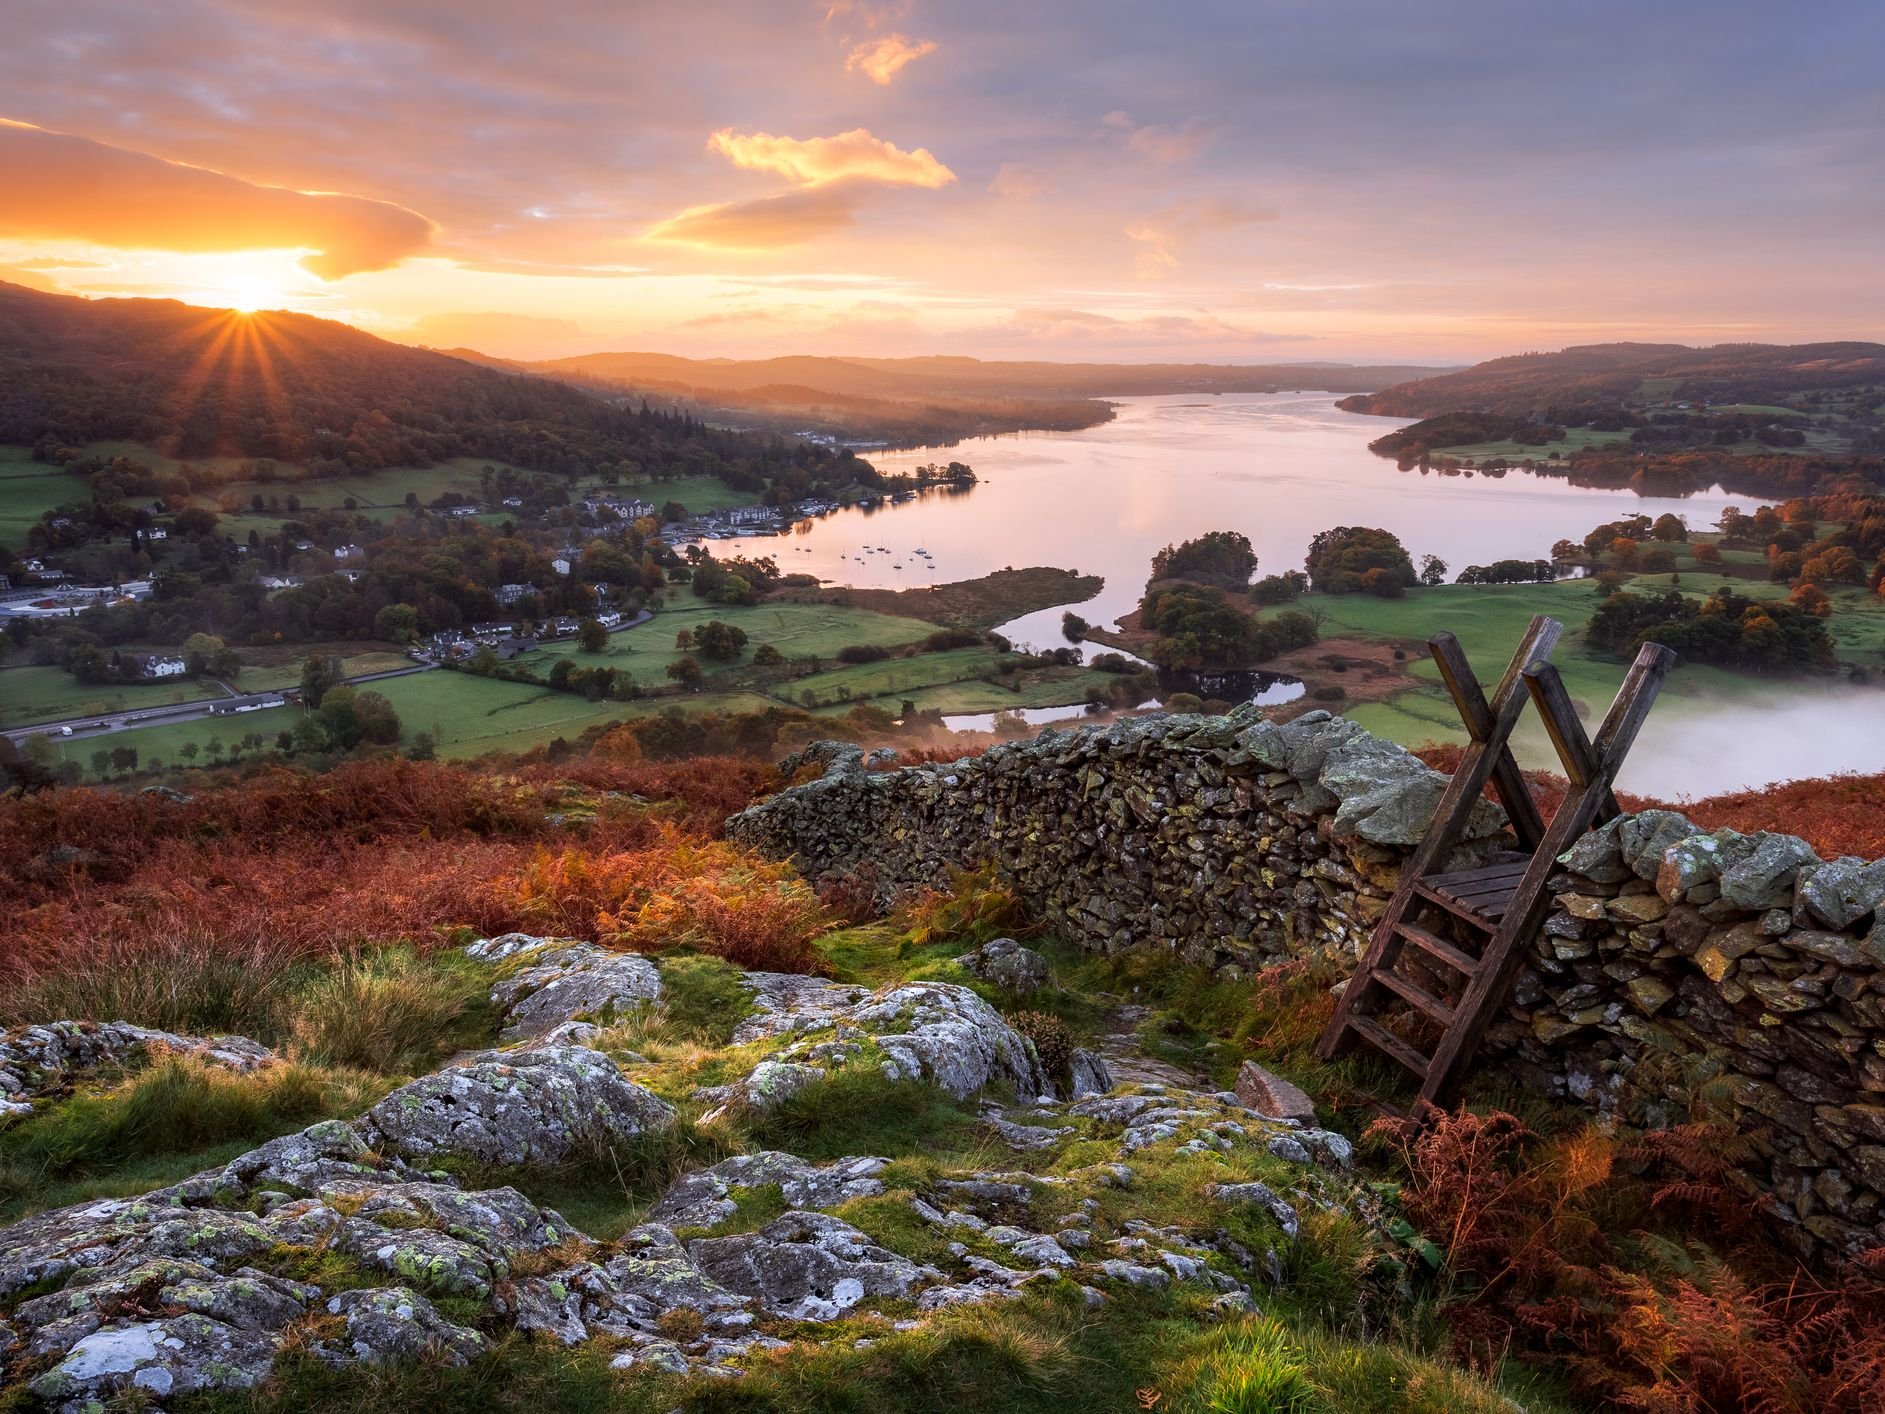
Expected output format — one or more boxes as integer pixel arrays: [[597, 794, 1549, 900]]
[[124, 653, 188, 679], [550, 557, 572, 577], [494, 583, 536, 606]]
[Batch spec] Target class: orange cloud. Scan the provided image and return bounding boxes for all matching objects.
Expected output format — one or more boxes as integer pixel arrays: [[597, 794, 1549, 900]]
[[844, 33, 937, 84], [644, 188, 861, 248], [1126, 196, 1277, 274], [0, 120, 433, 279], [706, 127, 954, 188], [1100, 111, 1221, 165], [989, 163, 1053, 199]]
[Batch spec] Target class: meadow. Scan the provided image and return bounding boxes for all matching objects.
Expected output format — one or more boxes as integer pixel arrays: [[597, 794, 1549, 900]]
[[0, 663, 221, 730], [0, 447, 87, 549]]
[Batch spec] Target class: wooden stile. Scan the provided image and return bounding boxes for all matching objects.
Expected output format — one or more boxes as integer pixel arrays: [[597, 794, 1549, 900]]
[[1316, 617, 1673, 1106]]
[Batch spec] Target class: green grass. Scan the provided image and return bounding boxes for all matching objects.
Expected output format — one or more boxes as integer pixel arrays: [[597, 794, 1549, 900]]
[[1258, 580, 1823, 769], [536, 601, 935, 685], [0, 1054, 390, 1217], [0, 453, 88, 550], [573, 473, 760, 514], [1429, 426, 1635, 464], [0, 664, 223, 730]]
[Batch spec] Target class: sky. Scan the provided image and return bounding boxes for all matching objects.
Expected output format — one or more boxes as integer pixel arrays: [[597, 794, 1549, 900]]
[[0, 0, 1880, 365]]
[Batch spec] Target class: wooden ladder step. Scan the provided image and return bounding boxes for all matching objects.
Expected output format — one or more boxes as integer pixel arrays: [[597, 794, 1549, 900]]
[[1411, 879, 1504, 929], [1395, 922, 1481, 978], [1373, 968, 1456, 1026], [1345, 1016, 1431, 1078]]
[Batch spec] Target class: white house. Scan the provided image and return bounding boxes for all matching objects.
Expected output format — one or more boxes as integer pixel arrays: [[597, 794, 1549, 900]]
[[550, 557, 572, 577], [129, 654, 188, 679], [495, 583, 536, 606]]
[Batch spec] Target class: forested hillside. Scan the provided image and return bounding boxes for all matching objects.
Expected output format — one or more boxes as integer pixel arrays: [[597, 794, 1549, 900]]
[[1339, 341, 1885, 419], [0, 282, 865, 494]]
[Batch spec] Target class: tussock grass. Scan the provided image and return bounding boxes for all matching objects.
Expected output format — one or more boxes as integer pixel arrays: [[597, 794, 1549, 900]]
[[285, 948, 492, 1074], [746, 1066, 981, 1162], [3, 933, 300, 1040], [0, 1053, 387, 1213]]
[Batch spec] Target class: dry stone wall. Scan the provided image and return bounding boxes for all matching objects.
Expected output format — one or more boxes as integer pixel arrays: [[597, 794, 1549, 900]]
[[731, 707, 1513, 974], [730, 709, 1885, 1260]]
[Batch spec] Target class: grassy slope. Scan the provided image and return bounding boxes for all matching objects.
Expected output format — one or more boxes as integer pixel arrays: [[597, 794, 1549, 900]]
[[1261, 577, 1851, 768]]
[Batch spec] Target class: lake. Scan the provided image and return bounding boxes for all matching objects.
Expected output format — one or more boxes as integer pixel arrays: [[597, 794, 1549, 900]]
[[718, 392, 1747, 649], [708, 393, 1885, 795]]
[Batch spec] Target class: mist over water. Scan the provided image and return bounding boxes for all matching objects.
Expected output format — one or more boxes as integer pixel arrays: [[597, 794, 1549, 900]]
[[1616, 689, 1885, 800]]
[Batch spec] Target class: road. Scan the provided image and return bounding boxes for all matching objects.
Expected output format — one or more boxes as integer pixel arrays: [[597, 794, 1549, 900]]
[[1, 663, 434, 746], [3, 610, 653, 747]]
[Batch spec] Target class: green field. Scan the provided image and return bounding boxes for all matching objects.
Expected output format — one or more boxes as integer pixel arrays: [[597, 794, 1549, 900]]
[[573, 473, 759, 515], [0, 449, 88, 550], [535, 601, 935, 690], [0, 665, 223, 730], [1430, 427, 1636, 464], [1259, 579, 1816, 769], [238, 651, 415, 692]]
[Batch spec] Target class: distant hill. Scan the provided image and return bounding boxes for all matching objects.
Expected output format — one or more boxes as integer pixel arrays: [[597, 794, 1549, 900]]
[[505, 350, 1449, 401], [0, 282, 854, 491], [427, 348, 1453, 448], [1338, 341, 1885, 419]]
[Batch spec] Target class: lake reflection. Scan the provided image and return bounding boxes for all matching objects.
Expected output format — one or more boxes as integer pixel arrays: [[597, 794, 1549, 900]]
[[714, 392, 1751, 650]]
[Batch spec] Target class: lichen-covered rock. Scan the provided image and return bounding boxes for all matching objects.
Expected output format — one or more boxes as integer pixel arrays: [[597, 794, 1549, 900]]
[[1211, 1182, 1301, 1240], [740, 1059, 828, 1109], [0, 1197, 275, 1299], [325, 1286, 486, 1367], [1068, 1048, 1114, 1098], [361, 1044, 674, 1167], [1718, 832, 1822, 911], [731, 973, 873, 1043], [842, 982, 1047, 1098], [690, 1211, 939, 1320], [650, 1152, 889, 1229], [337, 1220, 504, 1298], [484, 939, 663, 1040], [30, 1315, 279, 1403], [1798, 857, 1885, 930], [0, 1020, 275, 1116], [958, 938, 1051, 995]]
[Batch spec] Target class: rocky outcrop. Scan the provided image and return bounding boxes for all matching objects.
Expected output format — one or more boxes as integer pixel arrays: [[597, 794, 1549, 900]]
[[0, 1021, 274, 1117], [724, 978, 1049, 1104], [729, 709, 1507, 972], [958, 938, 1051, 996], [691, 1212, 939, 1320], [361, 1044, 674, 1168], [467, 934, 664, 1040], [651, 1153, 889, 1229]]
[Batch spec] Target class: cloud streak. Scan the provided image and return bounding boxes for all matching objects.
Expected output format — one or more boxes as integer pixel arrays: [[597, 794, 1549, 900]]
[[644, 188, 861, 247], [706, 127, 954, 188], [1125, 196, 1277, 274], [0, 120, 434, 279], [845, 33, 936, 84]]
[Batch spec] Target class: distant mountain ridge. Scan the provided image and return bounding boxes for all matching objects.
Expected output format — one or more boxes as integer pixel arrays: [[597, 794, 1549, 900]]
[[451, 348, 1453, 401], [1338, 341, 1885, 419]]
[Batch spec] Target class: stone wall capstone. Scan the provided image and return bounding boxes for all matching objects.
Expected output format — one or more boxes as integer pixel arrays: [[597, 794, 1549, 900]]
[[729, 708, 1885, 1261]]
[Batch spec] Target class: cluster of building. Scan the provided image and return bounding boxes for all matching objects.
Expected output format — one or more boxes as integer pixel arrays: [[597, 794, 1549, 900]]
[[0, 574, 155, 623]]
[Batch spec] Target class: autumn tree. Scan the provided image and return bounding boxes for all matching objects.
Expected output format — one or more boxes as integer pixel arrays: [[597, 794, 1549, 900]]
[[579, 618, 610, 652]]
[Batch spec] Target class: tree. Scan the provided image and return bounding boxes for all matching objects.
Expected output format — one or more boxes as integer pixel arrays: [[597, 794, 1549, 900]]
[[90, 749, 111, 778], [110, 745, 138, 774], [1651, 513, 1689, 543], [374, 603, 420, 643], [179, 741, 200, 763], [1304, 527, 1416, 594], [752, 643, 785, 667], [692, 620, 748, 661], [1692, 543, 1723, 567], [314, 687, 361, 749], [1150, 531, 1258, 588], [1361, 567, 1406, 598], [352, 689, 402, 744], [666, 655, 703, 690], [1419, 555, 1449, 587], [204, 736, 224, 763], [299, 653, 344, 708], [673, 629, 694, 650], [21, 733, 58, 769], [578, 618, 610, 653], [1062, 612, 1088, 641], [408, 731, 438, 761]]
